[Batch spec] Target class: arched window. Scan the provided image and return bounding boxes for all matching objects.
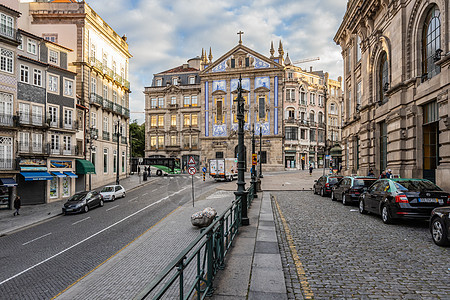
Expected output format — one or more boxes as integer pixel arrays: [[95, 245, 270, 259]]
[[422, 5, 441, 80], [309, 111, 315, 125], [379, 52, 389, 104], [318, 112, 324, 124], [330, 102, 336, 114]]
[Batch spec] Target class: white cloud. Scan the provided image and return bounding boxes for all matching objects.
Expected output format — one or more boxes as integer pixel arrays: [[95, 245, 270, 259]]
[[86, 0, 347, 124]]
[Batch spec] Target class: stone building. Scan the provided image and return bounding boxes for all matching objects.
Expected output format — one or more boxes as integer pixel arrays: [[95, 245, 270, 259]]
[[17, 0, 132, 190], [199, 41, 285, 171], [144, 58, 202, 170], [334, 0, 449, 190]]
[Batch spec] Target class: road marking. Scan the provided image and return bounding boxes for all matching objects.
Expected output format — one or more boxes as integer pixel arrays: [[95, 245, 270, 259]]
[[72, 217, 90, 225], [142, 193, 148, 196], [274, 196, 314, 299], [52, 206, 181, 299], [106, 205, 119, 211], [350, 209, 358, 212], [0, 188, 186, 287], [128, 197, 138, 202], [22, 232, 52, 246]]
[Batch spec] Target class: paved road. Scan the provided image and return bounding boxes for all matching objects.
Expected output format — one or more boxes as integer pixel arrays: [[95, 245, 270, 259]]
[[0, 175, 217, 300], [272, 190, 450, 299]]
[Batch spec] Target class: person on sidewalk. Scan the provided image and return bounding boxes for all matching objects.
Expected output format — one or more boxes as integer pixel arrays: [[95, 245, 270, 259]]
[[309, 164, 313, 176], [13, 196, 21, 216], [138, 166, 141, 175]]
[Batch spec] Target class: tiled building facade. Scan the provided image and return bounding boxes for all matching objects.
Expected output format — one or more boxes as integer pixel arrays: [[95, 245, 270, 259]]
[[334, 0, 449, 190]]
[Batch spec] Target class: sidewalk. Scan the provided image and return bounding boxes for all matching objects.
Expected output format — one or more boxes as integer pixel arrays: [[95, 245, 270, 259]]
[[0, 174, 155, 236]]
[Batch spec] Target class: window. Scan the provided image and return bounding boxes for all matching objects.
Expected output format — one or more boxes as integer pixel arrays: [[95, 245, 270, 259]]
[[318, 130, 324, 143], [113, 150, 117, 173], [103, 116, 108, 132], [171, 96, 176, 105], [150, 136, 157, 148], [158, 136, 164, 148], [112, 61, 117, 74], [422, 5, 441, 80], [50, 177, 58, 198], [91, 77, 97, 93], [184, 136, 190, 148], [172, 77, 178, 85], [33, 69, 42, 86], [151, 98, 157, 108], [51, 134, 60, 153], [216, 152, 224, 159], [258, 151, 267, 164], [184, 114, 190, 126], [216, 99, 223, 124], [231, 59, 235, 68], [20, 65, 29, 83], [0, 13, 14, 37], [90, 43, 96, 60], [158, 115, 164, 127], [347, 47, 352, 73], [380, 121, 387, 172], [285, 127, 298, 140], [64, 109, 73, 128], [91, 112, 97, 128], [309, 111, 315, 124], [32, 105, 43, 125], [300, 129, 306, 139], [318, 112, 324, 124], [158, 97, 164, 108], [184, 96, 190, 107], [63, 136, 71, 153], [330, 103, 336, 115], [310, 129, 316, 142], [48, 106, 58, 126], [64, 79, 73, 97], [113, 91, 118, 103], [192, 114, 198, 126], [150, 115, 157, 127], [192, 135, 198, 148], [258, 97, 265, 119], [191, 95, 198, 107], [171, 115, 176, 126], [103, 85, 108, 100], [18, 103, 29, 124], [43, 33, 58, 43], [347, 90, 352, 118], [170, 135, 177, 146], [318, 95, 324, 107], [156, 78, 162, 86], [122, 151, 125, 173], [0, 48, 13, 73], [91, 147, 96, 168], [286, 89, 295, 102], [32, 133, 43, 152], [379, 52, 389, 104], [189, 77, 195, 84], [356, 36, 361, 62], [310, 93, 316, 105], [300, 90, 306, 105], [102, 53, 108, 69], [49, 49, 58, 65], [27, 39, 37, 55], [104, 148, 108, 173], [48, 74, 58, 92], [18, 36, 23, 50], [19, 132, 29, 152], [287, 108, 295, 119]]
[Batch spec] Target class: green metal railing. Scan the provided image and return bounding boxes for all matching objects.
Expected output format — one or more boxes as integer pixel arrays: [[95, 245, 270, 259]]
[[133, 183, 255, 300]]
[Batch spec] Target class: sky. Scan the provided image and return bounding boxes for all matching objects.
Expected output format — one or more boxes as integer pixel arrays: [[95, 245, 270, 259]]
[[86, 0, 348, 124]]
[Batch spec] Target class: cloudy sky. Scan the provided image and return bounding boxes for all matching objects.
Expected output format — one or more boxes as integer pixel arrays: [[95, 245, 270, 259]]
[[86, 0, 348, 124]]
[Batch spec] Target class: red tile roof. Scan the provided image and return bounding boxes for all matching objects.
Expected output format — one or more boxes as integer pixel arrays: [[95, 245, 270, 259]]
[[160, 65, 198, 74]]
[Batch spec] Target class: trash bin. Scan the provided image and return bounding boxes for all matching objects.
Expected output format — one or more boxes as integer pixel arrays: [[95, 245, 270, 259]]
[[143, 171, 148, 181]]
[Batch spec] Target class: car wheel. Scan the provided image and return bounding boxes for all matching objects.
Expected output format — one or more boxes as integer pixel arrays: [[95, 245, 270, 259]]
[[342, 194, 348, 206], [320, 188, 325, 197], [99, 199, 104, 207], [111, 195, 115, 202], [359, 199, 367, 214], [156, 169, 163, 176], [381, 205, 392, 224], [122, 192, 126, 198], [229, 176, 233, 182], [84, 205, 89, 213], [313, 186, 317, 194], [331, 191, 337, 201], [431, 217, 449, 246]]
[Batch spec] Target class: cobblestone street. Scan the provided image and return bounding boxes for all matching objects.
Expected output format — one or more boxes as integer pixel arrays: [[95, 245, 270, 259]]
[[272, 191, 450, 299]]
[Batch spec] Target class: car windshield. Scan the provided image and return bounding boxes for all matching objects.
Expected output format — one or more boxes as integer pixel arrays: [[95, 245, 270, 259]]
[[328, 177, 341, 184], [354, 179, 377, 187], [393, 180, 441, 192], [68, 193, 86, 201], [101, 187, 114, 192]]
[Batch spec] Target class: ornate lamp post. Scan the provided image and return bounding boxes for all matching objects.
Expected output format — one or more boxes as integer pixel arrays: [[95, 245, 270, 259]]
[[251, 124, 258, 198], [234, 76, 249, 226], [88, 126, 98, 190], [259, 128, 263, 178], [115, 120, 122, 185]]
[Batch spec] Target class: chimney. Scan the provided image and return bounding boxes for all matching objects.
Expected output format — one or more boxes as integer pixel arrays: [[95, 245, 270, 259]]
[[182, 64, 189, 69], [310, 66, 313, 72]]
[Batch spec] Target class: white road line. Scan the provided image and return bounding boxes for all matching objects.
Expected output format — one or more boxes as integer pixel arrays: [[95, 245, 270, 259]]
[[128, 197, 138, 202], [0, 188, 186, 286], [72, 217, 90, 225], [142, 193, 148, 196], [22, 233, 52, 246], [106, 205, 119, 211]]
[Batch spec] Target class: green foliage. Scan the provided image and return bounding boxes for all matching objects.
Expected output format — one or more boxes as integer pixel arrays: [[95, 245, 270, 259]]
[[130, 120, 145, 157]]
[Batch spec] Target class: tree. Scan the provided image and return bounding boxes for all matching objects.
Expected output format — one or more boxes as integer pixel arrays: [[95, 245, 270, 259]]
[[130, 120, 145, 157]]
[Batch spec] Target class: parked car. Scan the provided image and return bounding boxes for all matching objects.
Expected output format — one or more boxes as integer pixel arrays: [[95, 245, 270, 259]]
[[313, 175, 343, 197], [332, 176, 377, 205], [62, 191, 104, 214], [430, 207, 450, 246], [358, 178, 450, 224], [100, 185, 126, 201]]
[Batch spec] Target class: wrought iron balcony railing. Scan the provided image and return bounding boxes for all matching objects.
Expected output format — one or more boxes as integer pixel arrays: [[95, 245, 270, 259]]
[[0, 158, 14, 170], [90, 93, 103, 106], [0, 113, 14, 127]]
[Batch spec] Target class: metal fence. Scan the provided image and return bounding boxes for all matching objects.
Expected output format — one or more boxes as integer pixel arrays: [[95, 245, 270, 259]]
[[133, 183, 255, 300]]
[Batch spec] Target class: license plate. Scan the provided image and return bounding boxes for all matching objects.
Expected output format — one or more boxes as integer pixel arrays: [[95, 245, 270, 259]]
[[418, 198, 438, 203]]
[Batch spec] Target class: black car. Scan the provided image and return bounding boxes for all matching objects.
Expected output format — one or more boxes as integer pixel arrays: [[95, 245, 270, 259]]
[[359, 178, 449, 224], [332, 176, 377, 205], [313, 175, 343, 197], [430, 206, 450, 246], [62, 191, 104, 214]]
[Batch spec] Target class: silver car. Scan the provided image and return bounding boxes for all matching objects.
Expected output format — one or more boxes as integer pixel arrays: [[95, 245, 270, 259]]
[[100, 185, 126, 201]]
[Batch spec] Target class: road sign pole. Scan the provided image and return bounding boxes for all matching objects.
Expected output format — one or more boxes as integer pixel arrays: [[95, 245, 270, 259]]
[[192, 173, 194, 207]]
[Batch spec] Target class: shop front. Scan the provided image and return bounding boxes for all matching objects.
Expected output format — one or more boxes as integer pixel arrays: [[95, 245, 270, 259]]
[[0, 177, 17, 210], [309, 150, 316, 168], [18, 158, 52, 205], [300, 153, 306, 170], [284, 150, 296, 169], [49, 160, 78, 202], [75, 159, 95, 192]]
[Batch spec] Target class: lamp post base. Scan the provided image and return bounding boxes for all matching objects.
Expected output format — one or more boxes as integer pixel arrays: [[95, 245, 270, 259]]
[[256, 178, 262, 192]]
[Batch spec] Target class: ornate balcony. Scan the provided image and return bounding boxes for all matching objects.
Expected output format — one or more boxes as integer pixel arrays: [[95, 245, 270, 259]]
[[89, 57, 103, 71], [90, 93, 103, 106], [18, 142, 50, 155], [113, 103, 123, 115], [0, 158, 15, 170], [121, 136, 127, 144], [103, 99, 113, 111]]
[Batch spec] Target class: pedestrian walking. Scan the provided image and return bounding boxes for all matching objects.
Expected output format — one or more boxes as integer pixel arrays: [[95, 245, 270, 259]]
[[386, 169, 392, 178], [368, 168, 375, 176], [13, 196, 21, 216], [138, 166, 141, 175], [309, 164, 313, 176], [379, 171, 387, 179]]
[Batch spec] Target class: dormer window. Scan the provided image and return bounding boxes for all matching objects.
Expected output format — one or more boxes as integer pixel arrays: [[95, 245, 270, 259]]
[[172, 77, 178, 85], [27, 39, 37, 55], [49, 49, 58, 65], [0, 13, 14, 37], [156, 78, 162, 86], [189, 76, 195, 84]]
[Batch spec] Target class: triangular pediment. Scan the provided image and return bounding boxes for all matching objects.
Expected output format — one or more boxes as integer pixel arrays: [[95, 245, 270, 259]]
[[162, 85, 181, 93], [200, 44, 283, 75], [254, 86, 270, 93], [212, 89, 227, 96]]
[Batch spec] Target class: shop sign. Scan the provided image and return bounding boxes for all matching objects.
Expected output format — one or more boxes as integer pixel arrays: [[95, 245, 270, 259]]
[[50, 160, 73, 169], [19, 158, 46, 167], [20, 166, 47, 171]]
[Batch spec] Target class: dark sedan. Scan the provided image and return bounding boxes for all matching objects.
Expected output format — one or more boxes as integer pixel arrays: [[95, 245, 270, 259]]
[[430, 207, 450, 246], [359, 178, 449, 224], [313, 175, 343, 197], [62, 191, 104, 214], [331, 176, 377, 205]]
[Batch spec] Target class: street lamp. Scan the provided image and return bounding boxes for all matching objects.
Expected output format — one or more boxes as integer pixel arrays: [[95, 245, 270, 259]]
[[259, 127, 263, 178], [251, 124, 257, 198], [115, 120, 122, 185], [234, 76, 249, 226], [88, 126, 98, 190]]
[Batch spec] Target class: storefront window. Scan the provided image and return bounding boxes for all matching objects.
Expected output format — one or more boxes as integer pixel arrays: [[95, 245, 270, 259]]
[[0, 186, 9, 209], [62, 177, 69, 197], [50, 177, 58, 198]]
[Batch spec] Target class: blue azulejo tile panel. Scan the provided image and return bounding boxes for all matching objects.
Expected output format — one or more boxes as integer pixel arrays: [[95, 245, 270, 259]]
[[205, 82, 209, 137], [255, 122, 270, 135], [212, 80, 226, 92], [253, 56, 270, 69], [230, 78, 250, 91], [212, 57, 230, 73], [213, 124, 227, 137], [255, 76, 270, 89]]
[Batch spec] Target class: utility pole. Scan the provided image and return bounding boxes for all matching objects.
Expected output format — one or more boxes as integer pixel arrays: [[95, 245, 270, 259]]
[[115, 120, 121, 185]]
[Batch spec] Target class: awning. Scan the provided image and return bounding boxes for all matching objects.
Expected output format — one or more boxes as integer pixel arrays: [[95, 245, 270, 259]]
[[0, 178, 17, 187], [76, 159, 96, 175], [52, 172, 66, 178], [64, 171, 78, 178], [20, 172, 53, 181]]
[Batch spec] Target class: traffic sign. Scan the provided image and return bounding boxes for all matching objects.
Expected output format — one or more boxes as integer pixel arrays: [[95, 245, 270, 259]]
[[188, 167, 196, 175], [202, 167, 207, 173], [188, 156, 196, 167], [252, 153, 257, 166]]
